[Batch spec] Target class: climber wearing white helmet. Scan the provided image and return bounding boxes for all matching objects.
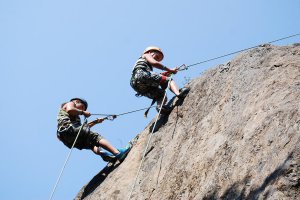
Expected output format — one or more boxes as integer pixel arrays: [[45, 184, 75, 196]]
[[130, 46, 189, 114]]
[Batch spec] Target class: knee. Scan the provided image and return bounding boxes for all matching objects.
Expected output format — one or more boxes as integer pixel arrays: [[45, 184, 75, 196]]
[[92, 146, 100, 154], [159, 76, 172, 88]]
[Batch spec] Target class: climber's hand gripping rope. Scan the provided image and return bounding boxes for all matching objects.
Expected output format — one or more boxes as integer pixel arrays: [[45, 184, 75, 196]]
[[88, 115, 117, 127], [160, 64, 187, 77]]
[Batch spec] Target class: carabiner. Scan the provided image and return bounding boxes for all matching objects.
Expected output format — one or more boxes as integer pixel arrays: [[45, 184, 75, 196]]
[[177, 64, 188, 71], [105, 115, 117, 121]]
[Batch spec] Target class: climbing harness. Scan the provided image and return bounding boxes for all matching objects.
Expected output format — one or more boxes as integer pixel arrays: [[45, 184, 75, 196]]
[[49, 118, 88, 200], [127, 75, 173, 200]]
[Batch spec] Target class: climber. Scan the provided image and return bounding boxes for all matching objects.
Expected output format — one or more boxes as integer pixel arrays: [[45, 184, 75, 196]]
[[56, 98, 131, 162], [130, 46, 189, 114]]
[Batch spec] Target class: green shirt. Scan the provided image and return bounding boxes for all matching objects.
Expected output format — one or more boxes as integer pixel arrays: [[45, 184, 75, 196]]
[[57, 109, 81, 132]]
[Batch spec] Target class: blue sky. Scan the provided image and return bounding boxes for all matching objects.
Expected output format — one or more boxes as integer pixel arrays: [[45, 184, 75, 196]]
[[0, 0, 299, 199]]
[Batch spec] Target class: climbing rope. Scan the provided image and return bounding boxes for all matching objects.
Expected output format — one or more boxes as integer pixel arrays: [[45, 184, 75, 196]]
[[177, 33, 300, 71], [90, 105, 157, 119], [126, 33, 300, 199], [49, 33, 299, 199], [127, 75, 173, 200], [49, 118, 87, 200], [89, 33, 300, 121]]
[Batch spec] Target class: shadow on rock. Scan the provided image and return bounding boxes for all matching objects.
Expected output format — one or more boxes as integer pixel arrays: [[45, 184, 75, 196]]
[[149, 95, 187, 133], [78, 161, 121, 199], [203, 150, 299, 200]]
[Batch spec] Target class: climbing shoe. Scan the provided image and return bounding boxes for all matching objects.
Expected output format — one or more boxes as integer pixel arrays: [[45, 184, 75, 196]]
[[116, 143, 132, 161], [177, 87, 190, 99], [99, 151, 116, 162]]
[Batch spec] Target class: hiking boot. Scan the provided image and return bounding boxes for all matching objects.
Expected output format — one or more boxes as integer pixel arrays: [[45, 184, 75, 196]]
[[177, 87, 190, 99], [116, 143, 132, 161], [99, 151, 116, 162]]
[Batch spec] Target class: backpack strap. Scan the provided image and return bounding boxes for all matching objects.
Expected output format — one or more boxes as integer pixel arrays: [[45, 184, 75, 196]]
[[144, 98, 156, 118]]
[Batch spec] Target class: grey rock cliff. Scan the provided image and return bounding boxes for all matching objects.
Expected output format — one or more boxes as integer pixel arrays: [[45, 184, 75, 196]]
[[76, 44, 300, 200]]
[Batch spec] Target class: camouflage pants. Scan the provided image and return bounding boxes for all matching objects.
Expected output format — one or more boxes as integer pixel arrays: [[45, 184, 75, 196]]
[[130, 68, 170, 100], [57, 125, 103, 150]]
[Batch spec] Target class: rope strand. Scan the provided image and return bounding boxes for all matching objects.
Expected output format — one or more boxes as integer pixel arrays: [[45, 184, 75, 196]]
[[49, 118, 87, 200], [184, 33, 300, 69], [90, 106, 157, 118], [127, 76, 173, 200], [50, 33, 299, 199], [90, 33, 300, 120]]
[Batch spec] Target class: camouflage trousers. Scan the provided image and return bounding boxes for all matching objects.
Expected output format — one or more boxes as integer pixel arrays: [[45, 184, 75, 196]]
[[130, 68, 170, 101], [57, 124, 103, 150]]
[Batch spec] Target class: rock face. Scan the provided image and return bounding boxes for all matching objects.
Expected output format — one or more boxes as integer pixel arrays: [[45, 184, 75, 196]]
[[76, 44, 300, 200]]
